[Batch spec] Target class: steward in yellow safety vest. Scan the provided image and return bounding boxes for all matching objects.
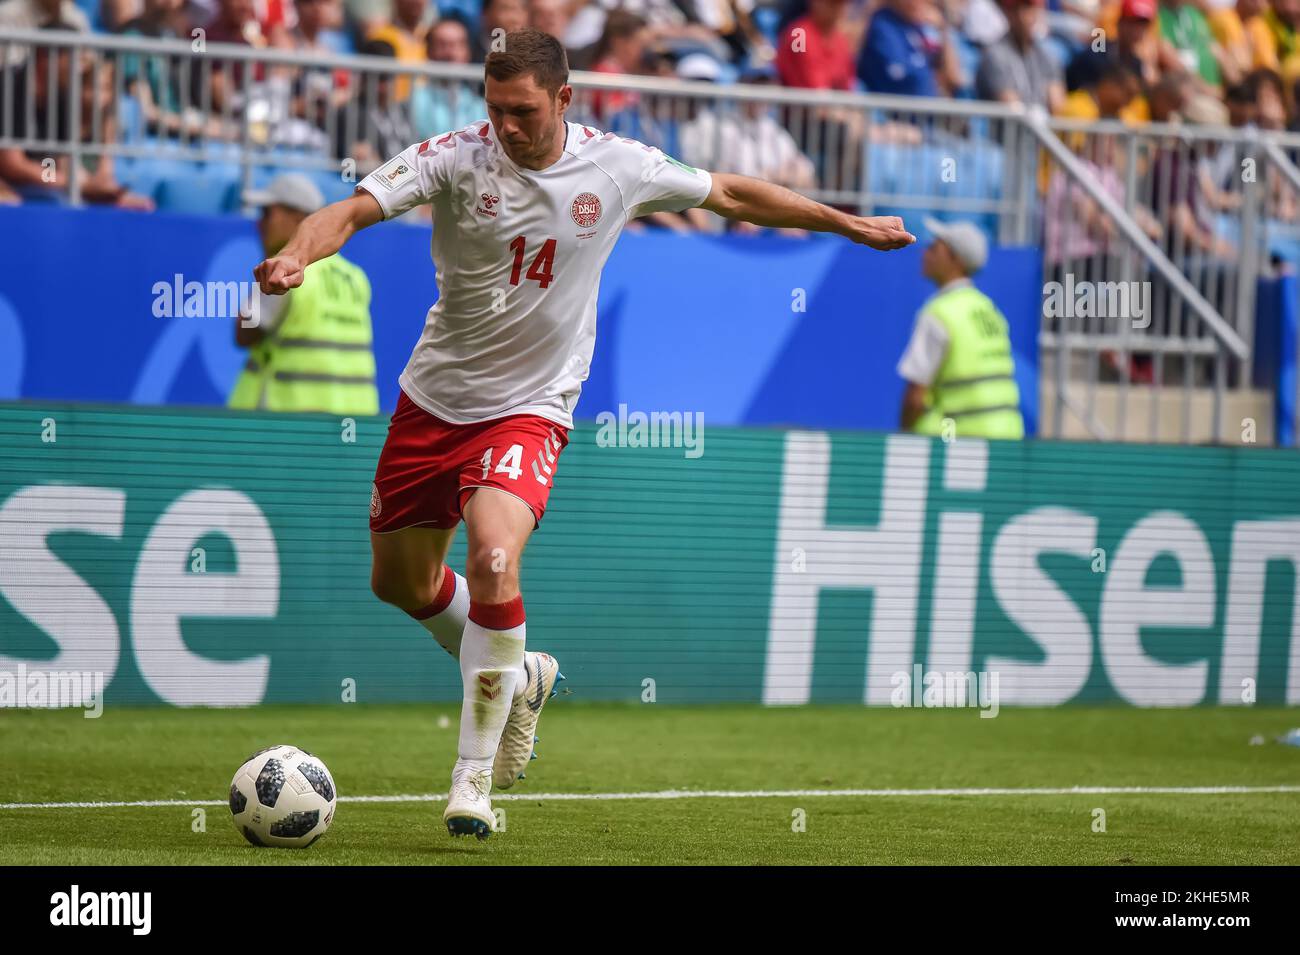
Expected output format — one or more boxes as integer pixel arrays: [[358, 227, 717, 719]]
[[897, 217, 1024, 440], [230, 173, 379, 416]]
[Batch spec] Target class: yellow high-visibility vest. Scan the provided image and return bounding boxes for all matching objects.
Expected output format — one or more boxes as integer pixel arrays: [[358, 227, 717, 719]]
[[913, 285, 1024, 440], [229, 255, 379, 416]]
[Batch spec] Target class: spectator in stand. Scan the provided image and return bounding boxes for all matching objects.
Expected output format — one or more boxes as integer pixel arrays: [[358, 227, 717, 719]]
[[1267, 0, 1300, 62], [587, 9, 650, 120], [410, 15, 486, 135], [859, 0, 963, 97], [366, 0, 429, 61], [776, 0, 866, 204], [1093, 0, 1173, 86], [976, 0, 1065, 113], [349, 38, 414, 164], [202, 0, 271, 114], [101, 0, 141, 32], [529, 0, 572, 42], [205, 0, 268, 44], [1149, 91, 1235, 259], [964, 0, 1008, 45], [173, 0, 217, 38], [0, 0, 89, 69], [0, 27, 154, 209], [120, 0, 239, 141], [1159, 0, 1230, 89], [120, 0, 191, 137], [1224, 71, 1260, 125], [1147, 69, 1191, 120], [1251, 63, 1287, 127], [1114, 0, 1163, 88], [693, 0, 775, 65], [680, 62, 816, 234], [776, 0, 854, 91], [564, 0, 719, 59], [280, 0, 354, 129], [477, 0, 530, 59], [1044, 132, 1161, 285], [1209, 0, 1280, 76], [1069, 0, 1159, 95], [278, 0, 348, 53], [1186, 94, 1241, 214], [0, 0, 88, 29], [1268, 0, 1300, 107], [1058, 54, 1145, 124], [365, 0, 429, 99]]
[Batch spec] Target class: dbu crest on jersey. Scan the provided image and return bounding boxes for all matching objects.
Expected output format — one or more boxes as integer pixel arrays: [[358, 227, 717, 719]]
[[370, 483, 382, 519], [571, 192, 602, 228]]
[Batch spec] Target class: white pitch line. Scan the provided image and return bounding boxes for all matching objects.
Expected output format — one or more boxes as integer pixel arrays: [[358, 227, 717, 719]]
[[2, 785, 1299, 811]]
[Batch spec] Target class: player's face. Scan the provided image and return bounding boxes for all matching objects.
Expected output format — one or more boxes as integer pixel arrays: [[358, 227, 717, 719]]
[[485, 73, 571, 168]]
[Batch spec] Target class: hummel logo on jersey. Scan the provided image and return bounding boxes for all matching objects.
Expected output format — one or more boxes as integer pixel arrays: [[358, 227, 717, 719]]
[[476, 193, 501, 218]]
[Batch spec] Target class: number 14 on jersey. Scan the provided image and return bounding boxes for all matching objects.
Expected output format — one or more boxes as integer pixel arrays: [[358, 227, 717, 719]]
[[508, 236, 556, 289]]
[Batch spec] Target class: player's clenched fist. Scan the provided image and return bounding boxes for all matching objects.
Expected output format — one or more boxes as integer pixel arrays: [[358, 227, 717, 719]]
[[254, 254, 305, 294], [852, 216, 916, 251]]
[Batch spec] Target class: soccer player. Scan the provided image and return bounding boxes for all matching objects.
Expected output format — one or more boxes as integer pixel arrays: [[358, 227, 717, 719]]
[[253, 28, 914, 840]]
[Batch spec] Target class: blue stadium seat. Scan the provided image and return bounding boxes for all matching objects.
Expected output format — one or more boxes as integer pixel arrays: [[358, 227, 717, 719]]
[[313, 170, 356, 204], [865, 132, 1004, 243], [606, 108, 682, 158], [115, 150, 197, 202], [153, 165, 242, 215]]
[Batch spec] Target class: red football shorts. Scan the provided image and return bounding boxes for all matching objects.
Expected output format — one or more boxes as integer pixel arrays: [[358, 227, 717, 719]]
[[370, 390, 570, 533]]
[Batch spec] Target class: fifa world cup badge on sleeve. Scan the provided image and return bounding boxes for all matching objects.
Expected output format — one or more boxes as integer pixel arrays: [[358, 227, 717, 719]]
[[375, 157, 415, 191]]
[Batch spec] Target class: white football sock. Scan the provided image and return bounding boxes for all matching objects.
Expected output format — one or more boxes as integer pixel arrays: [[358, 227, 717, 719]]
[[454, 597, 526, 778], [408, 565, 469, 658]]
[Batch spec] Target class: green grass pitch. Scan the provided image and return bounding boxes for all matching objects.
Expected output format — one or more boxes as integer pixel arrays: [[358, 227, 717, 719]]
[[1, 703, 1297, 865]]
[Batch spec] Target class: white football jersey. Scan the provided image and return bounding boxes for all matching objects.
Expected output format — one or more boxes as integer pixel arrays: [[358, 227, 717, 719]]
[[357, 120, 714, 428]]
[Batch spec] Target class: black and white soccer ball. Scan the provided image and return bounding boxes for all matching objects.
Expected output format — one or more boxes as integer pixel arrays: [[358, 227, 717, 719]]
[[229, 745, 337, 848]]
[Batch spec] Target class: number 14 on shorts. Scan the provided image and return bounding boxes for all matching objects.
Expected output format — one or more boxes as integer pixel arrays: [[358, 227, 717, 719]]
[[481, 435, 560, 486]]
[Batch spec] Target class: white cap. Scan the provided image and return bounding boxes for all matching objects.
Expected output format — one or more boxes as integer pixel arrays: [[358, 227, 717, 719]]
[[923, 217, 988, 274], [677, 52, 722, 82], [244, 173, 326, 215]]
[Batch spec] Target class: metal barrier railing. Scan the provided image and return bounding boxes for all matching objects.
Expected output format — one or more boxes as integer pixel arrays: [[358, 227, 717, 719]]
[[1, 27, 1296, 444], [1034, 114, 1271, 443]]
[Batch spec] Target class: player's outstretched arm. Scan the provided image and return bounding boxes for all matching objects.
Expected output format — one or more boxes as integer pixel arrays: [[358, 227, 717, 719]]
[[699, 172, 916, 250], [254, 191, 385, 295]]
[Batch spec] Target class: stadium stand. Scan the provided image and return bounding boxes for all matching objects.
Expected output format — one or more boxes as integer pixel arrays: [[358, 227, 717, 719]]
[[1, 0, 1299, 443]]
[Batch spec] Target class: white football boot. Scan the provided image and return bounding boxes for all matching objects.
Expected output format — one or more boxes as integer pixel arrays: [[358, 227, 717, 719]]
[[493, 651, 564, 790], [443, 766, 495, 840]]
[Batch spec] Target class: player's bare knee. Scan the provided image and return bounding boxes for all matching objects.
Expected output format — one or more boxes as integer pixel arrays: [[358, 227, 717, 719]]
[[370, 565, 426, 610], [465, 543, 519, 603]]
